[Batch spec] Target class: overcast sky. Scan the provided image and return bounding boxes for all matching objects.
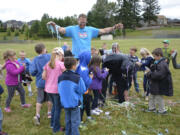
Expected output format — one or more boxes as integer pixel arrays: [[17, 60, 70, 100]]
[[0, 0, 180, 22]]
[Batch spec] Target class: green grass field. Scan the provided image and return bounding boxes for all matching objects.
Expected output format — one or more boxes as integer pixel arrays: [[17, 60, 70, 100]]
[[0, 39, 180, 135]]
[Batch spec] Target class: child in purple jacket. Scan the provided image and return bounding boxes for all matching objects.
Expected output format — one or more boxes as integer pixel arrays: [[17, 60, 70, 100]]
[[3, 50, 31, 113], [89, 55, 108, 115]]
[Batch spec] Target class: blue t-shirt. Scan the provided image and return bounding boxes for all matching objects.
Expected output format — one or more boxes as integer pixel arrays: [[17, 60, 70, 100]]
[[65, 25, 99, 58]]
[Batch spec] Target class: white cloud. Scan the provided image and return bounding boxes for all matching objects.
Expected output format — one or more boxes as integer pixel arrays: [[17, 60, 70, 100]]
[[0, 0, 180, 22]]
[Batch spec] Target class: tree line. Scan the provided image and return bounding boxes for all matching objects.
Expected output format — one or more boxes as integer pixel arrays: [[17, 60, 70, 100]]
[[0, 0, 160, 39]]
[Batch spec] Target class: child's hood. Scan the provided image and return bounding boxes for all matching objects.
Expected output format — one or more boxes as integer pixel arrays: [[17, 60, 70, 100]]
[[78, 51, 91, 66]]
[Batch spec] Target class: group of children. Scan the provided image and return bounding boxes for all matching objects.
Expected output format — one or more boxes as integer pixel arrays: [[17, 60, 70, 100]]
[[0, 39, 174, 135]]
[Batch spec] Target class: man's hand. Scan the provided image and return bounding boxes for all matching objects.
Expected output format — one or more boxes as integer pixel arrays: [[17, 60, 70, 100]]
[[113, 23, 123, 30], [47, 21, 56, 27], [47, 21, 66, 34]]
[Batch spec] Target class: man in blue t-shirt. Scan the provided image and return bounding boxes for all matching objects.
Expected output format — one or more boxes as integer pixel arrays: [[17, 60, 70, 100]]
[[48, 13, 123, 58]]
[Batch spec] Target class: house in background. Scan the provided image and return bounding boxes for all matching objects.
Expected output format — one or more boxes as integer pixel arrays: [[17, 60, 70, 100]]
[[5, 20, 24, 29], [156, 15, 168, 25], [139, 15, 168, 27], [167, 19, 180, 26]]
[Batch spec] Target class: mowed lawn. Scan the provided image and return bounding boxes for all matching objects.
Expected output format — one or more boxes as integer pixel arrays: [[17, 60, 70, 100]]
[[0, 39, 180, 135]]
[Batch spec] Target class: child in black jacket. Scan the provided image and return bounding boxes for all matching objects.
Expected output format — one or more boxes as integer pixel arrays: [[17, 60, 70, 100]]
[[146, 48, 173, 114]]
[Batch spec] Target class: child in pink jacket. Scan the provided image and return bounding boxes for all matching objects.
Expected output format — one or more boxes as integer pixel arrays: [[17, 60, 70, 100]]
[[3, 50, 31, 112]]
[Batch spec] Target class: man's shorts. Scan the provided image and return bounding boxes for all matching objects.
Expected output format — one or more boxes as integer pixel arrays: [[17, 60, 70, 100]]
[[37, 88, 51, 104]]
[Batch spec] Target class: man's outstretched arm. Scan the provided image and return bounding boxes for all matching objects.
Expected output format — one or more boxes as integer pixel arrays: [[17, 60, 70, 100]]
[[99, 23, 123, 35], [47, 21, 66, 34]]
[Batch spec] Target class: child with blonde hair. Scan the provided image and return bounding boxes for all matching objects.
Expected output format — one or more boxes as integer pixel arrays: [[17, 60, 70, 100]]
[[136, 48, 154, 100], [42, 47, 65, 133]]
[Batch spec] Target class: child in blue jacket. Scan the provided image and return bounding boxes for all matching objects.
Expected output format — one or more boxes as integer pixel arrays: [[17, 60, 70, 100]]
[[29, 43, 52, 125], [58, 57, 86, 135], [136, 48, 154, 100], [76, 51, 94, 126]]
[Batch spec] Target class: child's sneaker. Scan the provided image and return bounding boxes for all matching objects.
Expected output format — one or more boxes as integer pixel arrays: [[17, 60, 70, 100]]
[[4, 107, 11, 113], [87, 117, 97, 125], [145, 108, 156, 113], [33, 115, 40, 125], [0, 131, 8, 135], [28, 92, 33, 97], [79, 122, 88, 131], [91, 110, 100, 115], [95, 108, 103, 113], [15, 91, 19, 96], [157, 111, 168, 115], [145, 96, 149, 101], [47, 112, 51, 119], [22, 104, 31, 108]]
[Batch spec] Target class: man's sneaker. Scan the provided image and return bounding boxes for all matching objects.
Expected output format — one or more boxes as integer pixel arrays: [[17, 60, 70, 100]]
[[22, 104, 31, 108], [0, 131, 8, 135], [95, 108, 103, 113], [91, 110, 100, 115], [28, 92, 33, 97], [145, 108, 156, 113], [48, 112, 51, 119], [79, 122, 88, 131], [157, 111, 168, 115], [4, 107, 11, 113], [33, 115, 40, 125]]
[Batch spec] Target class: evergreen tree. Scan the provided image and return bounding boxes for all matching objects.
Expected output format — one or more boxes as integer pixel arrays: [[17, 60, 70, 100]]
[[14, 29, 20, 37], [116, 0, 142, 36], [7, 28, 11, 36], [30, 20, 40, 39], [87, 0, 117, 28], [142, 0, 160, 25]]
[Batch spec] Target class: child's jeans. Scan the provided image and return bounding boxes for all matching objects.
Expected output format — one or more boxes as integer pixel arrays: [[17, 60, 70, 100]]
[[0, 108, 3, 131], [149, 94, 166, 113], [6, 83, 26, 107], [48, 93, 62, 133], [65, 107, 80, 135], [129, 72, 140, 93], [92, 90, 99, 110]]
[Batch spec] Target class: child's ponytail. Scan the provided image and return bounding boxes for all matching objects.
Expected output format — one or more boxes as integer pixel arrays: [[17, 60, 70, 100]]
[[3, 50, 16, 61], [49, 47, 64, 69], [49, 52, 56, 69]]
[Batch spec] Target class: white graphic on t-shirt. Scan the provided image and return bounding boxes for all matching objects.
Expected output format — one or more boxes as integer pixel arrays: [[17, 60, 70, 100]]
[[78, 32, 88, 38]]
